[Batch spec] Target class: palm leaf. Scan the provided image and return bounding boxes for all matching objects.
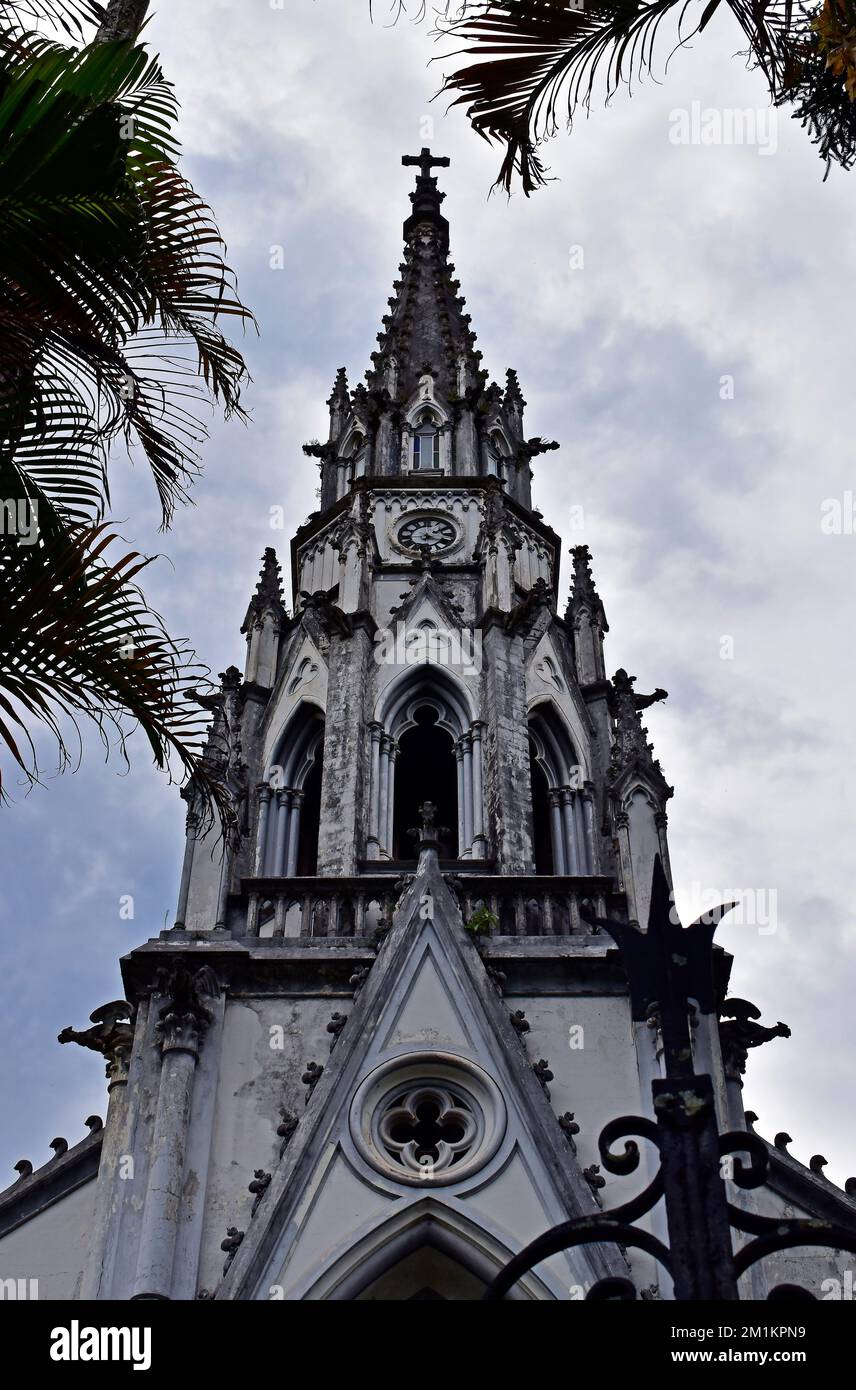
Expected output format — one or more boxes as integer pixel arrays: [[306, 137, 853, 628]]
[[0, 32, 256, 529], [0, 524, 233, 831], [435, 0, 855, 189]]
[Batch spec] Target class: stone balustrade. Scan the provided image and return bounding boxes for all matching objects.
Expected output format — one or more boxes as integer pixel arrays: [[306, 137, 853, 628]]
[[238, 873, 623, 940]]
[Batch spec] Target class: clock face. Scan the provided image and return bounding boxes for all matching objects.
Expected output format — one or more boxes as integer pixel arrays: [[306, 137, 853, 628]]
[[397, 515, 457, 555]]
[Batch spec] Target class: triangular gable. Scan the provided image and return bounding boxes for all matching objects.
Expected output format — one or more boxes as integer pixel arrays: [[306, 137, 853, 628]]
[[216, 849, 627, 1301], [388, 571, 466, 636]]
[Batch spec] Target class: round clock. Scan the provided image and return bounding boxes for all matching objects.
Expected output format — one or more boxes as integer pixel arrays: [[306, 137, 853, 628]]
[[397, 515, 457, 555]]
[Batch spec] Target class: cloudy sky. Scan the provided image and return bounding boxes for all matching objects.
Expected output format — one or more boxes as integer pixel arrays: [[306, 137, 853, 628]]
[[2, 0, 854, 1192]]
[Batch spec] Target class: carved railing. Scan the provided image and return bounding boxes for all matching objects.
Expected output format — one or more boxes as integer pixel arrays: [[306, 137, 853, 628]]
[[238, 873, 624, 940], [240, 877, 402, 939], [447, 874, 623, 938]]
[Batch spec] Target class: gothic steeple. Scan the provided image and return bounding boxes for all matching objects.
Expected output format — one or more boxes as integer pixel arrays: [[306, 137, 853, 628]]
[[365, 148, 483, 407], [307, 150, 540, 510]]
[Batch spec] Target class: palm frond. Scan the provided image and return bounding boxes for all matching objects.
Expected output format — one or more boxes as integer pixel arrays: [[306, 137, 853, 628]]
[[436, 0, 856, 189], [0, 33, 256, 528], [0, 1, 106, 38], [0, 524, 233, 831]]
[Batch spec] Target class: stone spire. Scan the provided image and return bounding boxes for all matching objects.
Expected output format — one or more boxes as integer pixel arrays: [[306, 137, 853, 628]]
[[326, 367, 349, 440], [567, 546, 607, 625], [566, 545, 608, 684], [607, 669, 671, 798], [365, 149, 484, 405], [241, 548, 287, 689]]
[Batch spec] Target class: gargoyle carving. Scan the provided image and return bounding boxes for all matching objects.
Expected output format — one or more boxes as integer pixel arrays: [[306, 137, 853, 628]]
[[505, 577, 552, 636], [58, 1000, 135, 1079], [299, 590, 353, 638], [719, 998, 791, 1076]]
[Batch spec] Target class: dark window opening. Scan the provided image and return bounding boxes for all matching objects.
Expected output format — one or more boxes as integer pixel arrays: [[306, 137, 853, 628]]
[[392, 705, 457, 859], [529, 740, 554, 875], [296, 748, 323, 875]]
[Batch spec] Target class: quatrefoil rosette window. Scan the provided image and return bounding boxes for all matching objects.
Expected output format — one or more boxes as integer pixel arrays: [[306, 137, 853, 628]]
[[350, 1054, 506, 1187]]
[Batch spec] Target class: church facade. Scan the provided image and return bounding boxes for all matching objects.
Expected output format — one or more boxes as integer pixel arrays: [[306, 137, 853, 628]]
[[2, 153, 854, 1302]]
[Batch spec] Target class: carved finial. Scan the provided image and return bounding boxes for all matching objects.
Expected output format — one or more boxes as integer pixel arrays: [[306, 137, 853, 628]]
[[349, 964, 371, 996], [302, 1062, 324, 1103], [583, 1163, 606, 1192], [408, 799, 449, 849], [84, 1115, 103, 1134], [509, 1009, 530, 1037], [558, 1112, 580, 1153], [774, 1132, 793, 1152], [49, 1137, 68, 1159], [326, 1012, 348, 1051], [532, 1059, 553, 1097], [845, 1177, 856, 1197], [327, 366, 349, 408], [809, 1154, 829, 1176], [220, 1227, 244, 1275], [277, 1108, 299, 1157], [486, 965, 506, 995], [570, 545, 596, 600], [504, 368, 526, 413], [254, 548, 284, 608], [14, 1159, 33, 1181], [248, 1169, 272, 1214]]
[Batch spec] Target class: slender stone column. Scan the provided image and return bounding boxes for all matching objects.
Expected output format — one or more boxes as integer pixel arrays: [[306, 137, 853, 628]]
[[253, 784, 272, 876], [455, 741, 466, 857], [548, 790, 566, 875], [174, 809, 199, 928], [378, 736, 390, 858], [367, 722, 382, 858], [131, 1008, 208, 1301], [572, 794, 587, 877], [214, 833, 234, 931], [273, 789, 290, 877], [286, 790, 304, 876], [462, 733, 473, 854], [386, 743, 397, 857], [614, 810, 638, 922], [581, 783, 597, 875], [80, 1027, 137, 1300], [471, 722, 487, 858], [561, 788, 579, 873]]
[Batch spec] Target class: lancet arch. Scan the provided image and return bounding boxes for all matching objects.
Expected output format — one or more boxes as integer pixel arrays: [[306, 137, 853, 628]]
[[528, 702, 595, 876], [368, 668, 485, 861], [300, 1201, 554, 1301], [257, 703, 325, 877]]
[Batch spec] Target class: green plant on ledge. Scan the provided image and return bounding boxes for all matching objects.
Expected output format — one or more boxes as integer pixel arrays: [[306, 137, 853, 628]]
[[463, 907, 498, 937]]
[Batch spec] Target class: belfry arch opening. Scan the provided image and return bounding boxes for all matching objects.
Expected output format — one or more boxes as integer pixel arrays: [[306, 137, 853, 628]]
[[392, 704, 457, 860], [370, 670, 486, 862], [261, 705, 324, 876], [528, 704, 593, 876]]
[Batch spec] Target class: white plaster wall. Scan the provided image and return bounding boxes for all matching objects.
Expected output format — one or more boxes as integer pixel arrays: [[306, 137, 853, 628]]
[[516, 994, 644, 1202], [197, 996, 338, 1293], [0, 1181, 96, 1301]]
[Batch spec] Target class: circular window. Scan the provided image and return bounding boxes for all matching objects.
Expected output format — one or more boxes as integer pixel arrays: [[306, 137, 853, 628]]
[[350, 1053, 506, 1186]]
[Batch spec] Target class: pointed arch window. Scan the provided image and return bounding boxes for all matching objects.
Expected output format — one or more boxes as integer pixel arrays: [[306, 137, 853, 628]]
[[257, 706, 325, 878], [485, 429, 508, 478], [413, 412, 441, 471], [369, 673, 486, 862], [528, 705, 594, 876]]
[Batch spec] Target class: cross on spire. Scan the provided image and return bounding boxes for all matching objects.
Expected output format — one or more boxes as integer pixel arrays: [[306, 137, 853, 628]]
[[402, 147, 450, 182]]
